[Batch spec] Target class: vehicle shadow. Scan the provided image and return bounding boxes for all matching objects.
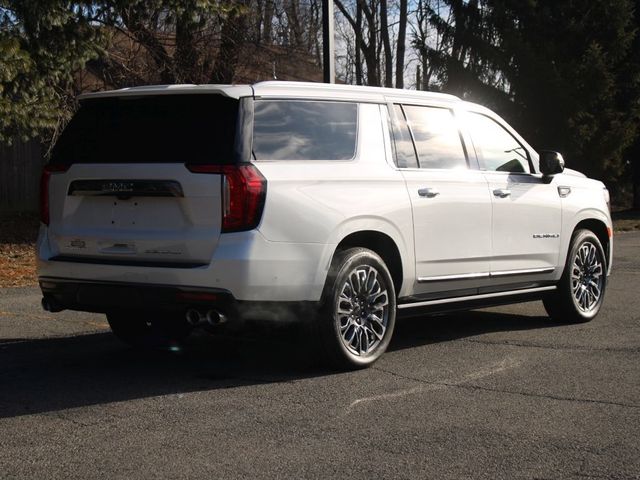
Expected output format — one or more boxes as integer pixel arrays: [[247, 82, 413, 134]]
[[0, 308, 556, 419], [389, 309, 556, 352]]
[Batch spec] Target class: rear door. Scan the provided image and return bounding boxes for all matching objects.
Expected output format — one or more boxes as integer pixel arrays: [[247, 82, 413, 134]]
[[46, 94, 239, 266], [463, 111, 561, 282], [390, 103, 492, 297]]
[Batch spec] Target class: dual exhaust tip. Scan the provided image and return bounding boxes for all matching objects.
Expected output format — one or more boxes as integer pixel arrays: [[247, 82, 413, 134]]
[[185, 308, 228, 327], [42, 296, 227, 327]]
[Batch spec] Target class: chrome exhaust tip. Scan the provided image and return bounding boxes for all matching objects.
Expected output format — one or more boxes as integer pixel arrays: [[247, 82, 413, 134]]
[[185, 309, 204, 326], [205, 309, 228, 326]]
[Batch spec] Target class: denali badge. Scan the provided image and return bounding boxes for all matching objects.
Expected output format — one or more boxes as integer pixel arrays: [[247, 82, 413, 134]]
[[533, 234, 560, 239]]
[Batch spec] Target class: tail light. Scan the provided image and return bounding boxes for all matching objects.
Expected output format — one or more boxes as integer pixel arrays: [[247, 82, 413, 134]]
[[39, 164, 69, 225], [186, 164, 266, 232]]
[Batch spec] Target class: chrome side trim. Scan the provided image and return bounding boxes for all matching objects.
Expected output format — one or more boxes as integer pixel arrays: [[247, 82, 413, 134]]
[[417, 272, 490, 283], [417, 267, 554, 283], [490, 267, 555, 277], [397, 286, 557, 310]]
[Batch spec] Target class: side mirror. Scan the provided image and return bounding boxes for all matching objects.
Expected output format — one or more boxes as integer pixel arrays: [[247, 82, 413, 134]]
[[539, 150, 565, 176]]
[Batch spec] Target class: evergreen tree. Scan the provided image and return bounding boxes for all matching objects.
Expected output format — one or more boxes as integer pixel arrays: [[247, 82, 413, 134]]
[[418, 0, 639, 186], [0, 2, 100, 144]]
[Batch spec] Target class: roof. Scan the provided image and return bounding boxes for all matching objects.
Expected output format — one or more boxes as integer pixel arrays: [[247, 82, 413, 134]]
[[78, 84, 253, 100], [78, 81, 461, 106]]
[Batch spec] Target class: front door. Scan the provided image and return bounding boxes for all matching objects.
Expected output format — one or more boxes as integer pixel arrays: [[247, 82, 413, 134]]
[[464, 111, 561, 283]]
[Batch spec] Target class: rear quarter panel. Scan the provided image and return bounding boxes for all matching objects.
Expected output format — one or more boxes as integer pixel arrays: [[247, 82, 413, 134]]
[[254, 103, 415, 297]]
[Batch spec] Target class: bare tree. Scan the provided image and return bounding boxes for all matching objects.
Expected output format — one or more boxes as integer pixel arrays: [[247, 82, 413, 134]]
[[395, 0, 407, 88], [379, 0, 392, 86], [335, 0, 380, 85]]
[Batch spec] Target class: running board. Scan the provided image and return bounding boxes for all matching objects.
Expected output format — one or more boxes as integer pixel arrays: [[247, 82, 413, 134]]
[[397, 286, 557, 310]]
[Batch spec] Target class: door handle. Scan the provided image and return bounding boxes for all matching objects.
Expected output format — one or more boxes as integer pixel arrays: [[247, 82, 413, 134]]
[[493, 188, 511, 198], [418, 187, 440, 198]]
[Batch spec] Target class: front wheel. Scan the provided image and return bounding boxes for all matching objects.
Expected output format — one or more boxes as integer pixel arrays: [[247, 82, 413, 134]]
[[316, 247, 396, 370], [543, 229, 607, 323]]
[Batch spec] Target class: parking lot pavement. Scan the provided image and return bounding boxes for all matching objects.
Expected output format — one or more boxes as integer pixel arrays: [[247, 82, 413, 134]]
[[0, 233, 638, 480]]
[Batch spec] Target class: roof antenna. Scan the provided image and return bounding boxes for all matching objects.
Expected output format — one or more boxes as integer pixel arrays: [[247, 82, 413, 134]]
[[272, 61, 277, 80]]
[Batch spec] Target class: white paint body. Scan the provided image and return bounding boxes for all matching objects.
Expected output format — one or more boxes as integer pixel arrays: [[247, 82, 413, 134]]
[[37, 82, 613, 307]]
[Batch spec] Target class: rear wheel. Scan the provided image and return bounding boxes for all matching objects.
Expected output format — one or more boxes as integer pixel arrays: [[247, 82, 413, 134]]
[[316, 248, 396, 370], [543, 229, 607, 323], [106, 311, 192, 349]]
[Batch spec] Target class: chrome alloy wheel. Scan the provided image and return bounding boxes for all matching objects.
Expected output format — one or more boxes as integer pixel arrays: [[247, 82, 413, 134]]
[[571, 241, 604, 313], [336, 265, 390, 356]]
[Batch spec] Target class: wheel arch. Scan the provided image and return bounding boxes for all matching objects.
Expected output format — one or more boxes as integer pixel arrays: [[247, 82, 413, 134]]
[[572, 218, 611, 269], [333, 230, 405, 296]]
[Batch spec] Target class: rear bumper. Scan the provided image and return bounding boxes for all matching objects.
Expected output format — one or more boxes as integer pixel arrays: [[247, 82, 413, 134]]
[[39, 277, 236, 314], [37, 228, 335, 302], [39, 277, 317, 323]]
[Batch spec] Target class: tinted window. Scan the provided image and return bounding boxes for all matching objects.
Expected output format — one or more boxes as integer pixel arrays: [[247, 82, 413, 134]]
[[403, 105, 467, 170], [51, 95, 238, 165], [391, 105, 418, 168], [252, 101, 357, 160], [466, 113, 530, 173]]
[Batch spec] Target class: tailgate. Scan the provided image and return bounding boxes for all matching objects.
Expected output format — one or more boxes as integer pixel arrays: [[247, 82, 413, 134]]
[[47, 163, 223, 266]]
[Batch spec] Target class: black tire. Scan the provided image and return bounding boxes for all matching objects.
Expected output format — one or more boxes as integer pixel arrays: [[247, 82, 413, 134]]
[[543, 229, 607, 323], [106, 310, 192, 349], [316, 247, 396, 370]]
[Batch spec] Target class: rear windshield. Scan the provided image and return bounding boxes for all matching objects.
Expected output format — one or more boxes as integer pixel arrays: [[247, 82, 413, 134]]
[[51, 94, 239, 165], [252, 100, 358, 160]]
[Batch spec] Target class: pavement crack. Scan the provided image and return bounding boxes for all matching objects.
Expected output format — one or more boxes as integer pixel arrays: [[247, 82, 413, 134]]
[[458, 338, 640, 353], [370, 365, 640, 410], [345, 357, 521, 412]]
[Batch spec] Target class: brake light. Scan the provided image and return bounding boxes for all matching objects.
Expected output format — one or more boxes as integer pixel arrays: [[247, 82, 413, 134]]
[[186, 164, 266, 232], [39, 164, 69, 225]]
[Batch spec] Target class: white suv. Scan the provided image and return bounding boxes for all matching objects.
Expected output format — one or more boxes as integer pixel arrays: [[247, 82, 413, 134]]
[[37, 81, 613, 368]]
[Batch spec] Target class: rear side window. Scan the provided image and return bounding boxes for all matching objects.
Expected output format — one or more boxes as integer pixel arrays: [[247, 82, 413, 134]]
[[403, 105, 467, 170], [466, 112, 531, 173], [252, 100, 357, 160], [51, 94, 239, 165]]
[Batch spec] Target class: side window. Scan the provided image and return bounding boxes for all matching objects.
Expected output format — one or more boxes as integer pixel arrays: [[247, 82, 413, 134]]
[[390, 104, 419, 168], [403, 105, 467, 170], [252, 100, 357, 160], [466, 112, 530, 173]]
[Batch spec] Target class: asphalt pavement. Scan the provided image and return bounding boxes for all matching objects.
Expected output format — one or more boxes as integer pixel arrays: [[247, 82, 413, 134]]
[[0, 233, 638, 479]]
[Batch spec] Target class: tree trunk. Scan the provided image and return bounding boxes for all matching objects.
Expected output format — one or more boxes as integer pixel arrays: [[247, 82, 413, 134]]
[[263, 0, 274, 43], [380, 0, 393, 87], [120, 8, 175, 84], [175, 8, 198, 83], [211, 2, 250, 84], [355, 2, 363, 84], [395, 0, 407, 88], [632, 140, 640, 209]]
